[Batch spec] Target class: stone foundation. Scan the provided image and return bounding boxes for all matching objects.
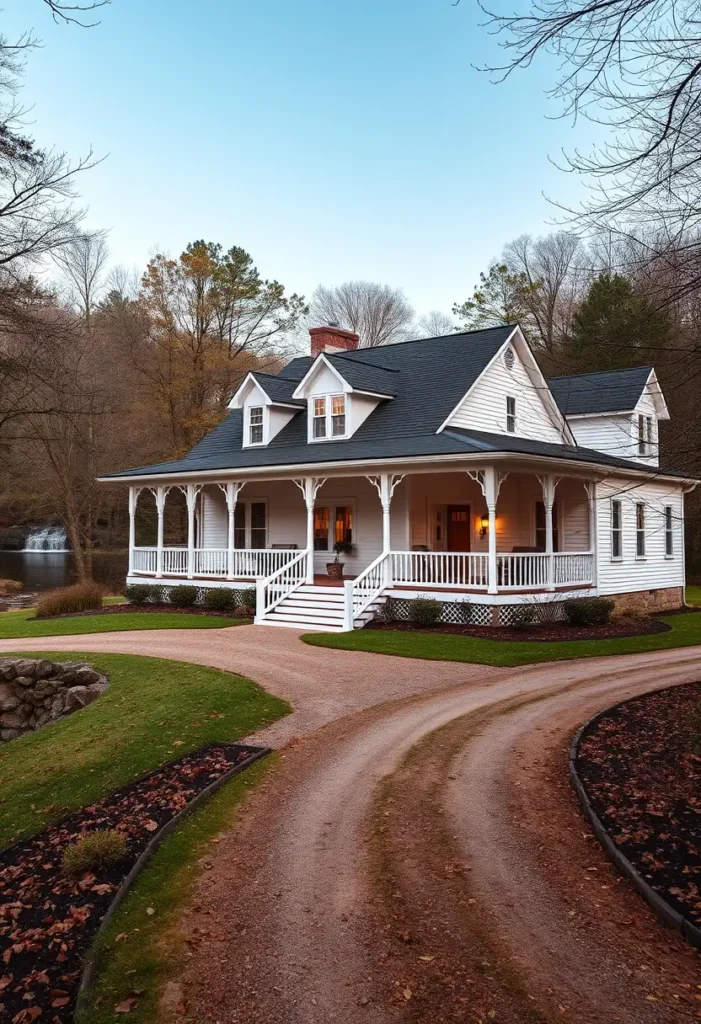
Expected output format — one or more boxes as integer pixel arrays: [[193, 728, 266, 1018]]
[[608, 586, 685, 616], [0, 658, 109, 742]]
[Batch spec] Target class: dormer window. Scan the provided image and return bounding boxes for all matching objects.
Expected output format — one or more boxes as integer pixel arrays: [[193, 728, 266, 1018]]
[[331, 395, 346, 436], [249, 406, 264, 445], [311, 394, 348, 441]]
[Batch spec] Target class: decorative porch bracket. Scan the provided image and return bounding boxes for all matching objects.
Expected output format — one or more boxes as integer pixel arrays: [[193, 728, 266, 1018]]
[[294, 477, 327, 583], [367, 474, 405, 555], [467, 468, 508, 594], [177, 484, 203, 579], [536, 474, 561, 591], [217, 482, 246, 580], [127, 486, 143, 575]]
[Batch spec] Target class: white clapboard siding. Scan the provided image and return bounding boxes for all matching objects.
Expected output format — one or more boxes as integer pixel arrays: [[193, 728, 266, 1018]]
[[596, 478, 683, 595], [568, 390, 659, 467], [447, 344, 564, 442]]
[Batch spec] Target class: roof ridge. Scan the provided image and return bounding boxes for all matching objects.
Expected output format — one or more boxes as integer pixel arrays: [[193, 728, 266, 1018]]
[[332, 322, 516, 355], [548, 365, 653, 382]]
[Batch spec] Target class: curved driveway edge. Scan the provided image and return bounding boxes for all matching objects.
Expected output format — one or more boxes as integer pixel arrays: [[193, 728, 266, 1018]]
[[569, 695, 701, 951]]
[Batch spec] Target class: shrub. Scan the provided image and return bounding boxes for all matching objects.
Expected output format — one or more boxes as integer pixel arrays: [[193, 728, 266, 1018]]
[[62, 830, 127, 879], [35, 582, 104, 619], [564, 597, 615, 627], [454, 600, 474, 625], [203, 588, 236, 612], [235, 587, 257, 616], [124, 583, 152, 605], [409, 596, 442, 628], [509, 604, 536, 629], [169, 585, 199, 608]]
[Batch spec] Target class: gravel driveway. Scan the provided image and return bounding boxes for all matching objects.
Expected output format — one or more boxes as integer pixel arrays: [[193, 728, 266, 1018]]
[[0, 623, 505, 746]]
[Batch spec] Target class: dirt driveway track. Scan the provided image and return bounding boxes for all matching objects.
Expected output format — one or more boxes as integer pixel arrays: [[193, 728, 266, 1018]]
[[175, 646, 701, 1024]]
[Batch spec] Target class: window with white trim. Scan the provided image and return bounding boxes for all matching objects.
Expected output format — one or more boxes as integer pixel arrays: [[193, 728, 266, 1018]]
[[636, 502, 646, 557], [638, 414, 645, 455], [611, 499, 622, 559], [506, 396, 516, 433], [310, 394, 348, 441], [665, 505, 674, 556], [249, 406, 264, 445], [313, 397, 327, 438]]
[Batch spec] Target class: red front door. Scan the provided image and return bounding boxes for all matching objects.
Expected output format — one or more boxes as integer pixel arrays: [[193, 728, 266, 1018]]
[[446, 505, 470, 552]]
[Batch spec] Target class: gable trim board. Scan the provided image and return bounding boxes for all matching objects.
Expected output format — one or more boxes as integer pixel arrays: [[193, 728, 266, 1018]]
[[436, 327, 574, 444]]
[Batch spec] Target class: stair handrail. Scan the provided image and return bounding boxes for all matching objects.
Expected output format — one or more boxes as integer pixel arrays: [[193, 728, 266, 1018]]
[[344, 551, 392, 630], [256, 547, 310, 621]]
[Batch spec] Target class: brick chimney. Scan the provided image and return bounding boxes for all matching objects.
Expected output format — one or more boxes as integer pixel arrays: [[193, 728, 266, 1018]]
[[310, 322, 360, 357]]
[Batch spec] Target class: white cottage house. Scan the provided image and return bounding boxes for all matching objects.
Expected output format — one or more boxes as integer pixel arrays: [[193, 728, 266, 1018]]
[[100, 323, 697, 631]]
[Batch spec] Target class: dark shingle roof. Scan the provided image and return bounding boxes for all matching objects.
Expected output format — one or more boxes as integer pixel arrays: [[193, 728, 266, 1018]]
[[106, 325, 517, 476], [547, 366, 653, 416], [249, 372, 305, 406]]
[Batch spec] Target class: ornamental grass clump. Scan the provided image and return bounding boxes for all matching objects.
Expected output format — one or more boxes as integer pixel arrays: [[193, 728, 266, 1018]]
[[35, 582, 104, 619], [62, 830, 127, 879]]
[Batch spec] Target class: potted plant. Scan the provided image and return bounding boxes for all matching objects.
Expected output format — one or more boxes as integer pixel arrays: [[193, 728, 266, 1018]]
[[327, 540, 354, 579]]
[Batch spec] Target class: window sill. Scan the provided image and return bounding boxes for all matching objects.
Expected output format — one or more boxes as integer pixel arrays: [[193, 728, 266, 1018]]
[[664, 554, 675, 560], [610, 557, 623, 563], [635, 556, 647, 561], [308, 435, 350, 444]]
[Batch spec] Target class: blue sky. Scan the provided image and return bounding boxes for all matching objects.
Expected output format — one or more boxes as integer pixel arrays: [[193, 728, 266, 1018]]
[[6, 0, 597, 319]]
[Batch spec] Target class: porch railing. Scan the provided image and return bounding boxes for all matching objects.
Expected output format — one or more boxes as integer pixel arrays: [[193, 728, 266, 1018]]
[[497, 553, 549, 590], [130, 546, 299, 579], [391, 551, 488, 589], [344, 552, 391, 629], [553, 551, 594, 585], [256, 548, 310, 621]]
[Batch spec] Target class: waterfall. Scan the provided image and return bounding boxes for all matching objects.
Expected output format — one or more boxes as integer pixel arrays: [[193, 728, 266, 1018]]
[[23, 526, 70, 552]]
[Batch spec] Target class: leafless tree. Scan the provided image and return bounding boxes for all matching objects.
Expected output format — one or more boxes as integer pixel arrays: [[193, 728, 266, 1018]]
[[42, 1, 109, 26], [309, 280, 414, 347], [480, 0, 701, 272], [415, 310, 457, 338], [52, 231, 109, 326], [503, 232, 586, 353]]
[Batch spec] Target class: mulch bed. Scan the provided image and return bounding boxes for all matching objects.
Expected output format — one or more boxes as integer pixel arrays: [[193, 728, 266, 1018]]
[[0, 742, 265, 1023], [367, 616, 670, 642], [576, 682, 701, 931]]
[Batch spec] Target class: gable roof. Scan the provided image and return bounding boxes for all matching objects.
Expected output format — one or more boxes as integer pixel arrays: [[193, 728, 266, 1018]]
[[229, 371, 305, 409], [547, 366, 654, 416]]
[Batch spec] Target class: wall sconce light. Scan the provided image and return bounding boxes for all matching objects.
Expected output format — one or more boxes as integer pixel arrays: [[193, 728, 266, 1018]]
[[480, 514, 489, 538]]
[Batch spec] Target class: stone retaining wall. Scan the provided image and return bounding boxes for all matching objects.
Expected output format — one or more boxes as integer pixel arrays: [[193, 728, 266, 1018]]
[[608, 586, 685, 615], [0, 658, 109, 742]]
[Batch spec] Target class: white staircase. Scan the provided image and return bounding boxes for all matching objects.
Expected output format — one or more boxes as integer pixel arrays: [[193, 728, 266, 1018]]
[[258, 584, 385, 632]]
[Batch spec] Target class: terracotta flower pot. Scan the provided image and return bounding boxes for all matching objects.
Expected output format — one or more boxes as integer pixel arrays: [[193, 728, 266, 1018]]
[[326, 562, 344, 579]]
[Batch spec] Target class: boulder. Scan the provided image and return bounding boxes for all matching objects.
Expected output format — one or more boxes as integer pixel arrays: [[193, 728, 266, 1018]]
[[1, 728, 19, 741], [0, 661, 16, 682], [0, 711, 24, 730], [64, 686, 92, 712], [0, 683, 19, 712], [74, 666, 102, 687], [10, 660, 39, 679], [33, 660, 55, 680]]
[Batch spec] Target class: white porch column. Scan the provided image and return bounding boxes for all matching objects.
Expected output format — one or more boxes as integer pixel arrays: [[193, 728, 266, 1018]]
[[484, 467, 498, 595], [219, 482, 244, 580], [184, 484, 201, 579], [585, 481, 598, 589], [155, 486, 167, 579], [294, 477, 326, 584], [128, 487, 138, 575], [539, 474, 557, 591]]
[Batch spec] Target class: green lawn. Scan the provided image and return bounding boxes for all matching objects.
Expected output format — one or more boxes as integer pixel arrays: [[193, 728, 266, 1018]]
[[0, 651, 290, 847], [303, 607, 701, 667], [686, 585, 701, 606], [0, 607, 246, 639]]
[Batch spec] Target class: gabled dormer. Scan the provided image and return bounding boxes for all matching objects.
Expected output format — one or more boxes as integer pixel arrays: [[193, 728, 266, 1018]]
[[548, 366, 669, 466], [228, 372, 305, 448], [291, 334, 397, 443]]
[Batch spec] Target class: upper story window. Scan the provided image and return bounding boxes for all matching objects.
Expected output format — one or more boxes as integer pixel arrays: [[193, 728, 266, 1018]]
[[638, 414, 653, 455], [506, 396, 516, 433], [311, 394, 348, 441], [665, 505, 674, 556], [611, 499, 622, 559], [249, 406, 264, 445]]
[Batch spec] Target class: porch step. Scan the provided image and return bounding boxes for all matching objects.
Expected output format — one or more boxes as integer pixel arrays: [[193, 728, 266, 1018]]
[[256, 582, 386, 632]]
